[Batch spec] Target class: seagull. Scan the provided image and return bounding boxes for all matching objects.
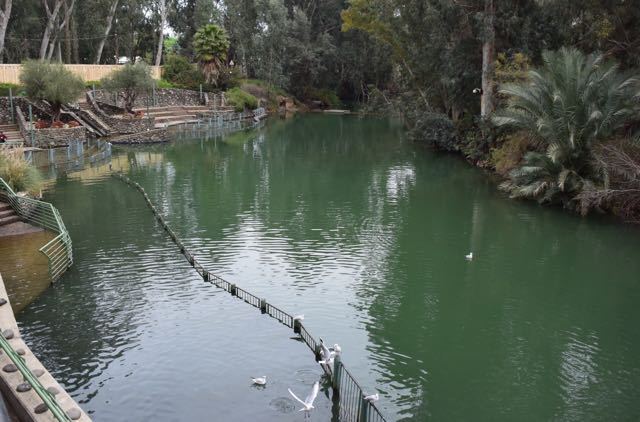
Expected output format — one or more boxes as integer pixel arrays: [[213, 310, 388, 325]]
[[293, 315, 304, 322], [251, 376, 267, 385], [318, 338, 335, 364], [331, 344, 342, 354], [465, 252, 473, 261], [288, 381, 319, 412], [364, 393, 379, 402]]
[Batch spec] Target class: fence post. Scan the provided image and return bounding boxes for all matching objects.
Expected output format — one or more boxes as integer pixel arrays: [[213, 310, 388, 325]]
[[332, 354, 341, 394], [314, 344, 322, 362], [8, 87, 13, 124], [152, 82, 157, 107], [199, 84, 203, 103], [230, 283, 237, 296], [359, 395, 369, 422], [293, 318, 301, 334], [28, 104, 35, 147], [92, 84, 96, 98], [260, 298, 267, 314]]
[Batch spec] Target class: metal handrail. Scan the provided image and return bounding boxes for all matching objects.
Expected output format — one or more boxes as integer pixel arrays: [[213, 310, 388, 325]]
[[0, 178, 73, 282], [0, 333, 71, 421]]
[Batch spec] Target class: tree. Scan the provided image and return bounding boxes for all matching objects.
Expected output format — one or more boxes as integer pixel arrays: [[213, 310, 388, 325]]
[[101, 62, 154, 113], [193, 23, 229, 86], [493, 48, 640, 205], [20, 60, 84, 121], [0, 0, 12, 63]]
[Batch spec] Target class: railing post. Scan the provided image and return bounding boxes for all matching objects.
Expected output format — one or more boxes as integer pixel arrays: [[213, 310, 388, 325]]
[[359, 394, 369, 422], [8, 87, 13, 124], [199, 84, 203, 103], [260, 298, 267, 314], [28, 104, 35, 147], [293, 318, 302, 334], [230, 283, 236, 296], [314, 344, 322, 362], [152, 82, 157, 107], [332, 354, 341, 394]]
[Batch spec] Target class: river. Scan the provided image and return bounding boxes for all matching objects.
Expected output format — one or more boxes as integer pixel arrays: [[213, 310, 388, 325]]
[[13, 114, 640, 421]]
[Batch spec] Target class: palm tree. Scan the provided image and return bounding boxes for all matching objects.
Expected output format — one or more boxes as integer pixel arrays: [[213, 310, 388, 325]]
[[193, 24, 230, 86], [493, 47, 640, 205]]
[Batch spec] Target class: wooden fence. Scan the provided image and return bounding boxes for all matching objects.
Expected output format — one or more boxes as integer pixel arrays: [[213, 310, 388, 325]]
[[0, 64, 162, 84]]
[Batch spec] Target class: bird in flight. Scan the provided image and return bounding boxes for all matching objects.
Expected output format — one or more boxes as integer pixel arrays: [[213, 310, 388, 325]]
[[288, 381, 320, 413]]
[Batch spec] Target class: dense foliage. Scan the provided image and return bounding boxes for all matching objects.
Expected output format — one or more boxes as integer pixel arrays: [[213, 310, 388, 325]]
[[0, 151, 43, 196]]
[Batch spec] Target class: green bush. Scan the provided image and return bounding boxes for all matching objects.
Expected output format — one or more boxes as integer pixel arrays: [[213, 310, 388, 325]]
[[0, 83, 22, 97], [20, 60, 85, 121], [408, 112, 458, 151], [226, 87, 258, 112], [102, 62, 154, 112], [156, 79, 175, 89], [490, 134, 530, 175], [162, 54, 204, 89], [85, 80, 102, 90], [0, 152, 43, 196], [308, 88, 341, 108]]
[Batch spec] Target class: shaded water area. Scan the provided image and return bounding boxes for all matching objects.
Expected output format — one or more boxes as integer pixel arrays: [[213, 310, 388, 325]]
[[13, 114, 640, 421]]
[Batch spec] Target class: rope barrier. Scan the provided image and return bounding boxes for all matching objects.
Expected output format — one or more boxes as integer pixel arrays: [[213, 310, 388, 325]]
[[112, 172, 386, 422]]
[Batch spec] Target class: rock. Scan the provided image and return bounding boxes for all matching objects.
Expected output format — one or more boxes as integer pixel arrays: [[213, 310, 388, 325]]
[[16, 383, 31, 392], [2, 329, 14, 339], [47, 386, 59, 395], [16, 348, 25, 355], [31, 368, 45, 377], [34, 403, 48, 414], [3, 364, 17, 373], [66, 408, 82, 420], [0, 298, 7, 306]]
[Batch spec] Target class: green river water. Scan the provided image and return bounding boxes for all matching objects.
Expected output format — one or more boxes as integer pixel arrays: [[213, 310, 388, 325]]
[[11, 114, 640, 421]]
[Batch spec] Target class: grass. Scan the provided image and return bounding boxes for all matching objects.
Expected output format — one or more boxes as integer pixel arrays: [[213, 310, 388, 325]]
[[0, 151, 43, 195], [0, 83, 23, 97], [226, 87, 259, 112]]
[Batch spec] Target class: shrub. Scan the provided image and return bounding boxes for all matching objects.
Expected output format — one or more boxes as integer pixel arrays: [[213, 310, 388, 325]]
[[156, 79, 175, 89], [308, 88, 342, 108], [20, 60, 85, 121], [408, 112, 458, 151], [85, 80, 102, 90], [101, 62, 155, 113], [162, 54, 204, 89], [0, 151, 43, 195], [226, 87, 258, 111], [490, 134, 530, 175], [0, 83, 22, 97]]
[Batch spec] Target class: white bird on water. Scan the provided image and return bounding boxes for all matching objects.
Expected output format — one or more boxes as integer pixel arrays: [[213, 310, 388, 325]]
[[364, 393, 379, 403], [251, 376, 267, 385], [288, 381, 320, 412], [465, 252, 473, 261], [293, 315, 304, 322]]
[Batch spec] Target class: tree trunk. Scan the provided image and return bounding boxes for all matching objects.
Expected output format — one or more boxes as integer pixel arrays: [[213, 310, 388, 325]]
[[0, 0, 12, 64], [63, 0, 71, 63], [154, 0, 166, 67], [40, 0, 63, 60], [95, 0, 118, 64], [71, 12, 79, 63], [481, 0, 495, 119]]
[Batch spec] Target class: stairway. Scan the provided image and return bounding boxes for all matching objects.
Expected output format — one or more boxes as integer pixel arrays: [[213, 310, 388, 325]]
[[0, 124, 25, 148], [133, 105, 230, 129], [0, 202, 19, 227]]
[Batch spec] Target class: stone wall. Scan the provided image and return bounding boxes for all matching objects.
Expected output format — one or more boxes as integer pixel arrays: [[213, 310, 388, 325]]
[[109, 128, 169, 144], [93, 88, 205, 108], [15, 106, 88, 148], [0, 97, 17, 124]]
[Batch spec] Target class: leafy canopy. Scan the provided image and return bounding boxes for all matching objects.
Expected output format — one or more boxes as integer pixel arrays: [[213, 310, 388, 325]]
[[20, 60, 84, 120], [193, 24, 230, 86]]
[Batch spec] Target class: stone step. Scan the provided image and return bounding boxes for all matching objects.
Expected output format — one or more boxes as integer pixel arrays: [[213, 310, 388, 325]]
[[155, 119, 200, 128], [0, 215, 19, 227], [0, 124, 19, 131], [0, 202, 11, 212], [154, 114, 197, 122], [0, 209, 15, 219]]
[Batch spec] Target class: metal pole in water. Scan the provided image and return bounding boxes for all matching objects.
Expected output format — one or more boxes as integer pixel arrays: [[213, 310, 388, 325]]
[[359, 395, 369, 422], [260, 298, 267, 314], [332, 354, 341, 394], [199, 84, 203, 103]]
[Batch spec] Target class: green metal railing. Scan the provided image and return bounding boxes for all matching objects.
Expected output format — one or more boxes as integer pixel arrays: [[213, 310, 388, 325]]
[[114, 173, 386, 422], [0, 332, 72, 421], [0, 178, 73, 282]]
